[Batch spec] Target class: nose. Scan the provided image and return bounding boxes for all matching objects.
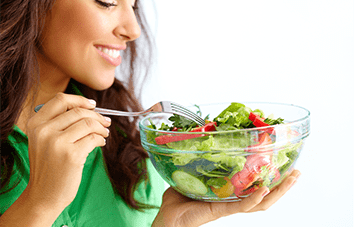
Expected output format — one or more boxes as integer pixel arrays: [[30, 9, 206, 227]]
[[113, 2, 141, 42]]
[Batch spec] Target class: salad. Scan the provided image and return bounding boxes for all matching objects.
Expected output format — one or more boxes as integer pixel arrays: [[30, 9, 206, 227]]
[[145, 102, 303, 200]]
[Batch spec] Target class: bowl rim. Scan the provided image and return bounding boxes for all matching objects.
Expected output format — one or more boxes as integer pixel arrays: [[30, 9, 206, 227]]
[[139, 101, 310, 135]]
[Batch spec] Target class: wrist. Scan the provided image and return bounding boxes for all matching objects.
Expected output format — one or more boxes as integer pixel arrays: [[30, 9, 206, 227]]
[[0, 188, 66, 227], [152, 211, 165, 227], [21, 186, 67, 218]]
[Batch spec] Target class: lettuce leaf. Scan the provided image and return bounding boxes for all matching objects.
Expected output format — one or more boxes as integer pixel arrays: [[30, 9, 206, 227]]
[[252, 109, 265, 118], [166, 136, 214, 151], [172, 153, 199, 165], [206, 177, 228, 188], [273, 142, 302, 170], [214, 102, 246, 120], [214, 103, 253, 129], [272, 149, 290, 169], [202, 153, 246, 169]]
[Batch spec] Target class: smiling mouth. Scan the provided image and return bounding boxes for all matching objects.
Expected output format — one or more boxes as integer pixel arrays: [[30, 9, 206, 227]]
[[95, 45, 122, 67], [97, 46, 120, 58]]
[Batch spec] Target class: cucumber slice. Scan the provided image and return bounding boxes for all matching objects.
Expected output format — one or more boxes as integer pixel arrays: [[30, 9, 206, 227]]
[[172, 171, 208, 195]]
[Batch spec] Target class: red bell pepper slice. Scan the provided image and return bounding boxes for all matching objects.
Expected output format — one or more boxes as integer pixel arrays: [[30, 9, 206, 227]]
[[249, 112, 270, 127], [252, 117, 270, 127], [249, 112, 258, 122], [155, 122, 217, 145], [249, 112, 274, 134]]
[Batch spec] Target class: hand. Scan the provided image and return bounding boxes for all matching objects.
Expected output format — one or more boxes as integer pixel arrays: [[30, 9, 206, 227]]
[[24, 93, 111, 211], [152, 170, 301, 227]]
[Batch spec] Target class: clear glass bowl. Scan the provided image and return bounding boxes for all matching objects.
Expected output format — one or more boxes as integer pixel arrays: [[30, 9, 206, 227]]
[[139, 102, 310, 202]]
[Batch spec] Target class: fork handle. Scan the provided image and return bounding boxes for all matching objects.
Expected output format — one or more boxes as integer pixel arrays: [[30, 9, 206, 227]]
[[34, 104, 144, 117], [93, 107, 143, 117]]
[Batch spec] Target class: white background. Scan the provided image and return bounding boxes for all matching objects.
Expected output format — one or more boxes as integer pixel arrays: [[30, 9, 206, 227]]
[[138, 1, 354, 226]]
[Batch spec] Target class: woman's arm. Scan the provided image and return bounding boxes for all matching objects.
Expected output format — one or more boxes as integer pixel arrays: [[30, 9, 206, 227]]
[[0, 188, 65, 227], [152, 170, 301, 227]]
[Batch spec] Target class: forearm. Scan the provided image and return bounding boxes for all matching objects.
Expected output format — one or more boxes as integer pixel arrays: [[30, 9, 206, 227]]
[[0, 188, 64, 227]]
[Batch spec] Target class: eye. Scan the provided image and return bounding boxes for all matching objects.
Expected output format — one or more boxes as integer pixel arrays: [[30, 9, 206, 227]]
[[132, 0, 138, 11], [95, 0, 117, 9]]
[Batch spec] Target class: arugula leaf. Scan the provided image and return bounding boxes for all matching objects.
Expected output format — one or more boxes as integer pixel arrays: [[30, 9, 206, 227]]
[[264, 117, 284, 125], [148, 118, 157, 129], [194, 104, 202, 117], [146, 120, 158, 144], [196, 165, 229, 178], [159, 122, 171, 131], [168, 114, 198, 131]]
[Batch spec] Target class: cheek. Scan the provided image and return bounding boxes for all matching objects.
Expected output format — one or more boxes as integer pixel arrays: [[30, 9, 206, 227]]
[[44, 2, 108, 56], [40, 1, 116, 89], [65, 7, 109, 46]]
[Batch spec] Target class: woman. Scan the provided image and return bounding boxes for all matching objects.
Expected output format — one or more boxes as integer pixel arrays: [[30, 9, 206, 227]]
[[0, 0, 301, 226]]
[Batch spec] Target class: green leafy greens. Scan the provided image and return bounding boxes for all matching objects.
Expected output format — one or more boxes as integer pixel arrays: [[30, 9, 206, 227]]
[[146, 102, 301, 198]]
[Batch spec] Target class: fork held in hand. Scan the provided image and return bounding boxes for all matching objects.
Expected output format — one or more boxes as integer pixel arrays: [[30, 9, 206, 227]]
[[34, 101, 206, 126]]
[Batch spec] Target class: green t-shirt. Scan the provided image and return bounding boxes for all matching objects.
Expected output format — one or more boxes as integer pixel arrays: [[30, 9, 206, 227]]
[[0, 84, 166, 227]]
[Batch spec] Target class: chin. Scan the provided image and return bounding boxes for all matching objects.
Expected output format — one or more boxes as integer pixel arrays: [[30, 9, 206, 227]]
[[79, 75, 116, 91], [94, 79, 115, 91]]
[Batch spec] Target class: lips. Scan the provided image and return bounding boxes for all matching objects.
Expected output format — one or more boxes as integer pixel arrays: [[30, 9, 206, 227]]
[[95, 45, 125, 67]]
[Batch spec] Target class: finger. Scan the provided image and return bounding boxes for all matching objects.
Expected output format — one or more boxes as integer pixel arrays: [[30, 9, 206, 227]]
[[248, 170, 301, 212], [192, 186, 269, 225], [218, 186, 269, 216], [62, 117, 110, 143], [73, 133, 106, 164], [78, 133, 106, 149], [50, 107, 111, 131], [36, 93, 96, 121]]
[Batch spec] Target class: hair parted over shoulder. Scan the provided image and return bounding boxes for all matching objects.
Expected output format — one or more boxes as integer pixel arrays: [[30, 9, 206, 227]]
[[0, 0, 55, 198], [0, 0, 156, 210]]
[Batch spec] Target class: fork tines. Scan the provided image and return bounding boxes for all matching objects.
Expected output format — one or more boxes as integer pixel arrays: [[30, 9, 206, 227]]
[[170, 102, 205, 126]]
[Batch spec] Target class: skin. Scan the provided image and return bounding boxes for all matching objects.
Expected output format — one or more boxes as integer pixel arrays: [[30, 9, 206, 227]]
[[0, 0, 301, 226], [153, 171, 300, 227]]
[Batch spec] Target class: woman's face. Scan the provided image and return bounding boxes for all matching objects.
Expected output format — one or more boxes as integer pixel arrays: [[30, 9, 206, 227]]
[[38, 0, 140, 90]]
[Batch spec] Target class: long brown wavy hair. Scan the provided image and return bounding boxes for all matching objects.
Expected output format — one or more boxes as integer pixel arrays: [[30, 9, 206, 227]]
[[0, 0, 156, 210]]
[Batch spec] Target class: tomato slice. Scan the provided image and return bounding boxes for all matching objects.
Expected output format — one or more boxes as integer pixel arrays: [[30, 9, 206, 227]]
[[248, 133, 273, 153]]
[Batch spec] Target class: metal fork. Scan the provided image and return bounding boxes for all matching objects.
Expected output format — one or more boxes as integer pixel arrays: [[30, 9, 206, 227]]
[[34, 101, 206, 126]]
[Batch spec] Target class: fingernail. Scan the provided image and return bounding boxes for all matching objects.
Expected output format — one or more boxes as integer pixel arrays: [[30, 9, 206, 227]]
[[106, 128, 110, 135], [262, 188, 270, 197], [88, 99, 96, 106], [104, 117, 111, 123]]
